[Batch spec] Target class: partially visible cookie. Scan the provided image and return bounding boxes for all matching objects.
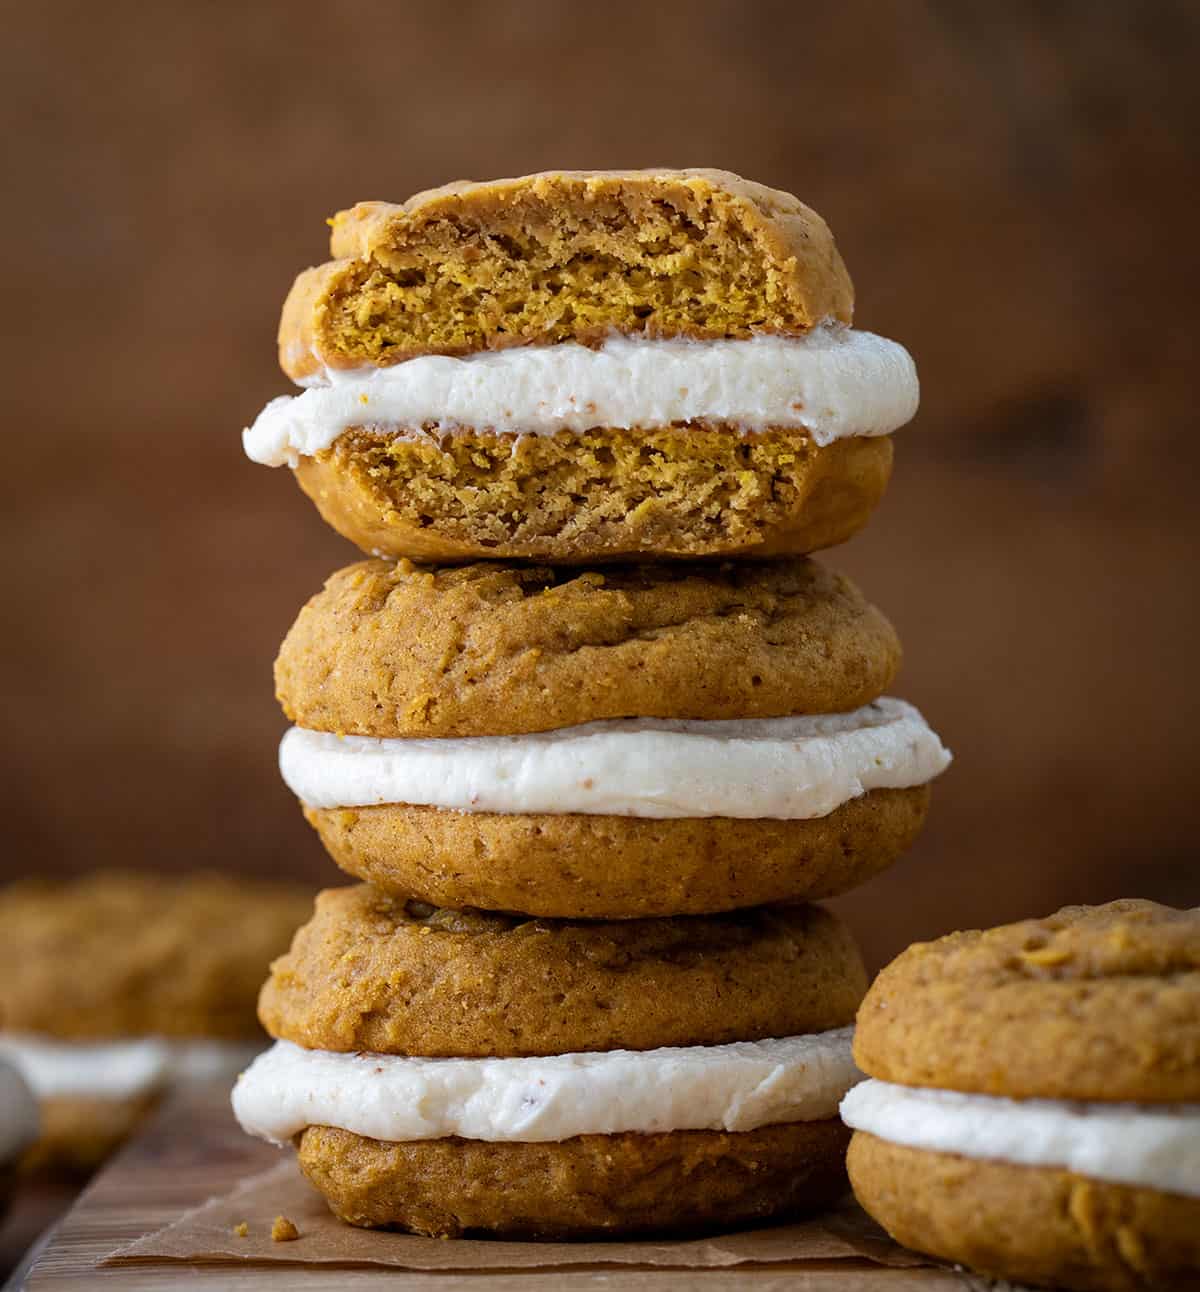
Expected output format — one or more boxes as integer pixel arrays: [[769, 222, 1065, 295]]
[[259, 885, 867, 1057], [842, 901, 1200, 1292], [0, 872, 313, 1175], [303, 786, 931, 920], [298, 1120, 851, 1239], [854, 899, 1200, 1103]]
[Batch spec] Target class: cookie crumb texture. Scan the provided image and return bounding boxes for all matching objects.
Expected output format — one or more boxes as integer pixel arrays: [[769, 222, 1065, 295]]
[[279, 170, 854, 377], [848, 1134, 1200, 1292], [295, 426, 891, 563], [275, 558, 900, 739], [271, 1215, 300, 1242], [0, 872, 314, 1041], [259, 886, 866, 1057], [298, 1119, 850, 1238], [854, 900, 1200, 1102], [307, 786, 931, 919]]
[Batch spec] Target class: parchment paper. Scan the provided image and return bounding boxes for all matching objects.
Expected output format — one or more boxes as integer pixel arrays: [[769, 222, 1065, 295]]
[[105, 1157, 938, 1274]]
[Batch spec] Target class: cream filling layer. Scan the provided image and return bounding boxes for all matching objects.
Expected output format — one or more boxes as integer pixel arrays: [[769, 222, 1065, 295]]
[[233, 1029, 861, 1146], [0, 1034, 267, 1100], [280, 698, 950, 820], [244, 329, 919, 468], [840, 1079, 1200, 1199]]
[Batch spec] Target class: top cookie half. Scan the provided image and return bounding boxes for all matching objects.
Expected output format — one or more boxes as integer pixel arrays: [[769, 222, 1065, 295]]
[[279, 169, 853, 375], [246, 170, 917, 564], [854, 900, 1200, 1103]]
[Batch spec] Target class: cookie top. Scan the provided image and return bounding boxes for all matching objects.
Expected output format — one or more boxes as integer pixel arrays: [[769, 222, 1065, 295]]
[[259, 885, 867, 1058], [0, 872, 314, 1041], [854, 900, 1200, 1103], [275, 558, 900, 738], [278, 168, 854, 379]]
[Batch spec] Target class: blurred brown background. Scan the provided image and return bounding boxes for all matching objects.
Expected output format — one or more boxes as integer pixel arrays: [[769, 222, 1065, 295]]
[[2, 0, 1197, 968]]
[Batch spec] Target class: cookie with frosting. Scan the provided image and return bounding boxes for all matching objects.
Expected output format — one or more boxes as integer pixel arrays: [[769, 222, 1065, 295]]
[[273, 558, 950, 918], [236, 885, 868, 1237], [842, 901, 1200, 1291], [244, 169, 916, 562], [0, 872, 313, 1174]]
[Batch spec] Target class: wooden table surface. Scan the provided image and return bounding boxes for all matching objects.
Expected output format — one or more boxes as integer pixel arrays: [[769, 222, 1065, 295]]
[[3, 1083, 997, 1290]]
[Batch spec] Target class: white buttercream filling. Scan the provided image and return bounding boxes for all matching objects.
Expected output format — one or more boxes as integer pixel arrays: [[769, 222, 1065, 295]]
[[233, 1029, 861, 1146], [244, 329, 919, 468], [280, 697, 950, 820], [840, 1079, 1200, 1199], [0, 1034, 266, 1100], [0, 1059, 38, 1163]]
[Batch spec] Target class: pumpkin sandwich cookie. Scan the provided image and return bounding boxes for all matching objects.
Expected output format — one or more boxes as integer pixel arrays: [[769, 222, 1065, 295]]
[[0, 872, 313, 1174], [235, 884, 869, 1237], [841, 900, 1200, 1292], [274, 558, 950, 919], [243, 169, 918, 563]]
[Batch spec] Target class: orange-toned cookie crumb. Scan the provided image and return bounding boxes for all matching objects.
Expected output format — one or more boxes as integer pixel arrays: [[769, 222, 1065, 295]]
[[271, 1215, 300, 1242]]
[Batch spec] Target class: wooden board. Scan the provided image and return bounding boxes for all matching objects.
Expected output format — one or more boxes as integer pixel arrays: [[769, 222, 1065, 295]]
[[8, 1083, 991, 1290]]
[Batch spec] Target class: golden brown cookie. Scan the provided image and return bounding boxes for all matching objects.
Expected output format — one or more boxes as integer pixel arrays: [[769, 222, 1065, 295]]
[[0, 872, 314, 1041], [22, 1092, 158, 1178], [276, 558, 900, 739], [854, 900, 1200, 1102], [292, 424, 892, 564], [845, 901, 1200, 1291], [304, 786, 930, 919], [278, 169, 853, 376], [298, 1118, 850, 1238], [848, 1134, 1200, 1292], [259, 886, 867, 1057]]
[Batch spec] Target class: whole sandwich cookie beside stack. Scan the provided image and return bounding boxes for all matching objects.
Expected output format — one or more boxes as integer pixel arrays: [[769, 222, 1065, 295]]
[[0, 873, 313, 1174], [841, 901, 1200, 1291], [243, 169, 917, 563], [235, 167, 950, 1238], [234, 888, 868, 1236]]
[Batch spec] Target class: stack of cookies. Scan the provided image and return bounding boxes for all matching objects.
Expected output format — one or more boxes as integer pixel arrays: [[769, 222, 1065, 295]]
[[234, 169, 951, 1238]]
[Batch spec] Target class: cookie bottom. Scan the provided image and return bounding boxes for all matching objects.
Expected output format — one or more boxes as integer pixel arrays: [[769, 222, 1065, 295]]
[[306, 786, 930, 919], [295, 425, 892, 563], [23, 1092, 159, 1178], [847, 1132, 1200, 1292], [297, 1118, 851, 1238]]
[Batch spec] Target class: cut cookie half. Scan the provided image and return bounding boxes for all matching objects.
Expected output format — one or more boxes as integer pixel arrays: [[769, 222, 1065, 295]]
[[245, 169, 917, 562]]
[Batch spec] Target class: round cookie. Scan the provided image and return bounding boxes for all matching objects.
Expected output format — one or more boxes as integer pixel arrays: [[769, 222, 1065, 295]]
[[275, 558, 901, 739], [848, 1135, 1200, 1292], [298, 1119, 851, 1239], [259, 885, 867, 1057], [844, 901, 1200, 1292], [854, 899, 1200, 1103], [23, 1092, 155, 1178], [304, 786, 931, 919], [289, 426, 893, 564]]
